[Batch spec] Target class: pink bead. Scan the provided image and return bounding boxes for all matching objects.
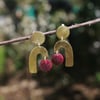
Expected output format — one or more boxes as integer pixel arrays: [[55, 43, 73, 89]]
[[40, 59, 53, 72], [52, 53, 64, 65]]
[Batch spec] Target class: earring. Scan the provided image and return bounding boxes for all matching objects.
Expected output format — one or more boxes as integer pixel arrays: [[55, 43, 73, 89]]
[[29, 31, 52, 73], [51, 24, 74, 67]]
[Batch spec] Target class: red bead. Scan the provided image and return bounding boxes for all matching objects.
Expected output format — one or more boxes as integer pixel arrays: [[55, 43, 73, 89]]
[[39, 59, 52, 72], [51, 53, 64, 65]]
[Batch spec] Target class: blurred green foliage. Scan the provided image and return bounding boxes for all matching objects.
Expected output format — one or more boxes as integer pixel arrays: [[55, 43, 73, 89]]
[[0, 95, 5, 100], [0, 46, 6, 74], [0, 0, 99, 87]]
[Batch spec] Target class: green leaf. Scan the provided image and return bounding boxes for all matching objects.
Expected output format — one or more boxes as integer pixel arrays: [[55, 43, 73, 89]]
[[0, 46, 6, 74], [96, 72, 100, 82]]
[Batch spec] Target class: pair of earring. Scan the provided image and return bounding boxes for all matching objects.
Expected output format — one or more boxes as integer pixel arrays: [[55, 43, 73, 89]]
[[29, 24, 74, 73]]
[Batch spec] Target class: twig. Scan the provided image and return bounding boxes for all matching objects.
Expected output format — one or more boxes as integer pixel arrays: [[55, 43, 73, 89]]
[[0, 18, 100, 46]]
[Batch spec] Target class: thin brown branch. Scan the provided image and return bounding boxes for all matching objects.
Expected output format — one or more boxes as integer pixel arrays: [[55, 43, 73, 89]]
[[0, 18, 100, 46]]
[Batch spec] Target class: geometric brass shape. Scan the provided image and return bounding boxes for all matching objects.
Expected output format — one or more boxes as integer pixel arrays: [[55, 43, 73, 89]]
[[54, 40, 74, 67], [56, 25, 70, 40], [29, 46, 48, 73], [31, 31, 45, 45]]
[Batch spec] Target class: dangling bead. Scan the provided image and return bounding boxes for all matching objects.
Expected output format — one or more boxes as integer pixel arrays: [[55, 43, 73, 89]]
[[39, 59, 53, 72], [51, 53, 64, 65]]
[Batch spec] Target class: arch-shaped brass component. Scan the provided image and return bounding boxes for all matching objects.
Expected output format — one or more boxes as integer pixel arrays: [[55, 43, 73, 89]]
[[29, 46, 48, 73], [54, 40, 73, 67]]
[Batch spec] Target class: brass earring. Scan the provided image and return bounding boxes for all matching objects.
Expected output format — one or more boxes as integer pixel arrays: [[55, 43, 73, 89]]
[[51, 24, 74, 67], [29, 31, 52, 73]]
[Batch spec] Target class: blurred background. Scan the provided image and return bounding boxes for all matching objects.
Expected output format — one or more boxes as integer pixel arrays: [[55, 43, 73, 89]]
[[0, 0, 100, 100]]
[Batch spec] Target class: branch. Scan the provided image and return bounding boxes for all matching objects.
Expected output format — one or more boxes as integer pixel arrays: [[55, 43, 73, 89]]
[[0, 18, 100, 46]]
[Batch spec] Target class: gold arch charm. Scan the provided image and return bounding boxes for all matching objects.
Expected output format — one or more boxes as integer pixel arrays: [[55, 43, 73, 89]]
[[29, 46, 48, 73], [54, 40, 73, 67]]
